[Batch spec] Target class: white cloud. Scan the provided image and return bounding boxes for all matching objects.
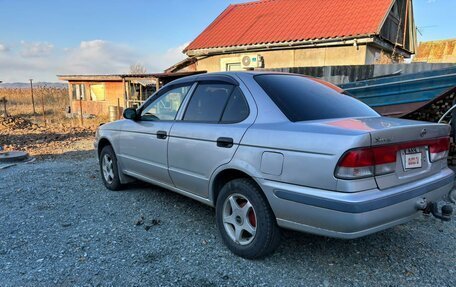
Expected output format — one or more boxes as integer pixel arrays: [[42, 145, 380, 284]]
[[0, 40, 190, 82], [20, 41, 54, 58], [0, 43, 8, 52], [140, 42, 188, 73], [159, 42, 189, 67], [59, 40, 139, 75]]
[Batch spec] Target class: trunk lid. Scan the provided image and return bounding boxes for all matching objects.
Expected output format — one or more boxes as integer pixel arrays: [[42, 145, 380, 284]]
[[338, 117, 450, 189]]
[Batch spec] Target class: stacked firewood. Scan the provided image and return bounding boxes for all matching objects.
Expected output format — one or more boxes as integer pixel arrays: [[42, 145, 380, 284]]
[[403, 92, 455, 123], [402, 91, 456, 165]]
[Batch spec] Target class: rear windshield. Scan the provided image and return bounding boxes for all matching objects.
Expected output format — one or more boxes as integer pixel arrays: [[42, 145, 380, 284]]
[[255, 74, 379, 122]]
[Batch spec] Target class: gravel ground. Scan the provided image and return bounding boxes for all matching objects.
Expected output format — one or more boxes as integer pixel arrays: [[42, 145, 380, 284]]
[[0, 150, 455, 287]]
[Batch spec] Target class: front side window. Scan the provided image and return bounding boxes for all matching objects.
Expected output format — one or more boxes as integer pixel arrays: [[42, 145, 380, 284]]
[[140, 85, 191, 121], [183, 83, 235, 122], [255, 74, 379, 122]]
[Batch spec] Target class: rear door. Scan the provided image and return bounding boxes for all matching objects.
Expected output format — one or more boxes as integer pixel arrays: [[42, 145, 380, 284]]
[[168, 78, 256, 198]]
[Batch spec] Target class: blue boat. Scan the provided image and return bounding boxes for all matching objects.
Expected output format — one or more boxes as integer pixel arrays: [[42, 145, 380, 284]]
[[339, 66, 456, 117]]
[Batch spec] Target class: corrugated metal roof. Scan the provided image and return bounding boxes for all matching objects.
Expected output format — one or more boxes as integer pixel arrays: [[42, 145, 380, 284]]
[[184, 0, 394, 52], [57, 71, 206, 81], [130, 78, 156, 86]]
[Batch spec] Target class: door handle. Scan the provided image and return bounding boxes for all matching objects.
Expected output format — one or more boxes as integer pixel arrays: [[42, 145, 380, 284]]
[[157, 130, 167, 139], [217, 137, 234, 148]]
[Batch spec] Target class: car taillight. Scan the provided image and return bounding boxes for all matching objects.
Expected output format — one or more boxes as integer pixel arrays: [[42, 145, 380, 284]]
[[429, 137, 450, 162], [336, 146, 397, 179], [335, 137, 450, 180]]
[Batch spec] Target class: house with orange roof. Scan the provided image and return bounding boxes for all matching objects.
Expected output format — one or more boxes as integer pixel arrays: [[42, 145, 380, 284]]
[[168, 0, 417, 73]]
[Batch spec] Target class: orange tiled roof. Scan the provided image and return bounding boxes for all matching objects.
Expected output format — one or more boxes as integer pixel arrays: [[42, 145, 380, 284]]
[[185, 0, 394, 52]]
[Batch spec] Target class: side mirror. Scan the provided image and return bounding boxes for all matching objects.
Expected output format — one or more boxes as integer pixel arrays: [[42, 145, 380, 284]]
[[123, 108, 138, 120]]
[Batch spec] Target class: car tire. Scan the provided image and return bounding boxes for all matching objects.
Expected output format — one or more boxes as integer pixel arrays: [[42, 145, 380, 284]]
[[216, 178, 281, 259], [99, 145, 123, 191]]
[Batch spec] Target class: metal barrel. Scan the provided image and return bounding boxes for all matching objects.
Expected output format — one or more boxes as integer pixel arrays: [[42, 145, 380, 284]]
[[108, 106, 119, 122]]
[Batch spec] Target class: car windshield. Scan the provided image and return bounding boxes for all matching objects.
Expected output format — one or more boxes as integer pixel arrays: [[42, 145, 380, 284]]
[[255, 74, 379, 122]]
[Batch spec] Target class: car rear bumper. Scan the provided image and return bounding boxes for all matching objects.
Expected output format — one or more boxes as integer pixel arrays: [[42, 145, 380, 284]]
[[259, 168, 454, 239]]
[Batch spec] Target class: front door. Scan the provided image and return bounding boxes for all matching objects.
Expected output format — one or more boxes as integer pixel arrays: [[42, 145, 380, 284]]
[[168, 81, 254, 198], [118, 84, 193, 185]]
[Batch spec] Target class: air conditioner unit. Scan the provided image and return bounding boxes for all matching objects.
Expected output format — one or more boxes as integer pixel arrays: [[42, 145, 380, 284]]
[[241, 55, 263, 69]]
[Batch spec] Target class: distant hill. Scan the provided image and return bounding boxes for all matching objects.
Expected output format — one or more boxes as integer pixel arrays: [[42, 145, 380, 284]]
[[0, 82, 67, 89]]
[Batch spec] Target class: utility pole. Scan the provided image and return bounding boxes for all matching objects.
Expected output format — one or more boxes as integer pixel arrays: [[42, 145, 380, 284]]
[[29, 79, 36, 115], [41, 85, 46, 127]]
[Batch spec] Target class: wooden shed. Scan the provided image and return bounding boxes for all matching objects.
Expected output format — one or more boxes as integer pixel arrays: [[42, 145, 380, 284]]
[[58, 71, 205, 117]]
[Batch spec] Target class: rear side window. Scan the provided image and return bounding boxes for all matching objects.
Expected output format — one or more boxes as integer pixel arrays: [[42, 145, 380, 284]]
[[255, 75, 378, 122], [221, 87, 249, 123], [183, 83, 234, 122]]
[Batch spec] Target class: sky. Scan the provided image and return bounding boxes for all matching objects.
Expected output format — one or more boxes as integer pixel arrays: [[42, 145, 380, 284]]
[[0, 0, 454, 83]]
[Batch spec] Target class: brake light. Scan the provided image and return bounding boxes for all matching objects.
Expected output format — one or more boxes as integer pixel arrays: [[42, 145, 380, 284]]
[[336, 146, 396, 179], [429, 137, 450, 162], [335, 137, 450, 179]]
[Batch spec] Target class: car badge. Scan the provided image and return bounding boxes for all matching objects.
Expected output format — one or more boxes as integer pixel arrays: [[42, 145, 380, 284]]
[[420, 128, 427, 137], [375, 137, 392, 144]]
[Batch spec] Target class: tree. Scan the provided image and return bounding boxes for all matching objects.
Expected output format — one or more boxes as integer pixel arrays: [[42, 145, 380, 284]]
[[129, 63, 147, 74]]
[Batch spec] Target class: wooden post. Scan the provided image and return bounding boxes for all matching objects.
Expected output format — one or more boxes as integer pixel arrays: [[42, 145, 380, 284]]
[[0, 97, 7, 117], [29, 79, 36, 115], [79, 96, 84, 126], [126, 79, 130, 108], [402, 0, 409, 48], [122, 78, 127, 108], [117, 98, 121, 120], [41, 88, 46, 127], [155, 78, 160, 92]]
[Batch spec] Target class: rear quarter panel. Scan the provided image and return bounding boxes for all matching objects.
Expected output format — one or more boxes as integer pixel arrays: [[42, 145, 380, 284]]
[[235, 123, 374, 191]]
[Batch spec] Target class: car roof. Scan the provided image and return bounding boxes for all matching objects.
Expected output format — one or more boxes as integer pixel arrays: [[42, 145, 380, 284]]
[[169, 71, 344, 93]]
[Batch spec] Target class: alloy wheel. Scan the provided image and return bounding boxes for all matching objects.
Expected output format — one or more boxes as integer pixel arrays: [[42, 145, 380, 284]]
[[222, 193, 257, 245], [102, 154, 115, 184]]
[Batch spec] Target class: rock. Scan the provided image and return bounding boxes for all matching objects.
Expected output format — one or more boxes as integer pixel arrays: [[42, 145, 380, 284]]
[[134, 216, 145, 226]]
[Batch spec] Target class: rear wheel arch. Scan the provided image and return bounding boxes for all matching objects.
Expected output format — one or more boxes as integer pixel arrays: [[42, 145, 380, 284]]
[[211, 168, 263, 206]]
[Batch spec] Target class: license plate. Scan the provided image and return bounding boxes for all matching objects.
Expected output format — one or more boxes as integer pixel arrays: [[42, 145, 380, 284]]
[[405, 153, 422, 169]]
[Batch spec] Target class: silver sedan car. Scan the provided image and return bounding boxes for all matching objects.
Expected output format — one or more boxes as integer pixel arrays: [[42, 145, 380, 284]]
[[95, 72, 454, 259]]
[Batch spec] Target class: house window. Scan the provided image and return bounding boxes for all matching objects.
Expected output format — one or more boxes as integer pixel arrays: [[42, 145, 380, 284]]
[[90, 84, 106, 101], [225, 63, 242, 71], [72, 84, 86, 100]]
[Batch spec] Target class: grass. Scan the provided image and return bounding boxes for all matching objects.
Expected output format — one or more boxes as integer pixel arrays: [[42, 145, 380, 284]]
[[0, 86, 102, 156], [0, 86, 67, 119], [0, 87, 105, 128]]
